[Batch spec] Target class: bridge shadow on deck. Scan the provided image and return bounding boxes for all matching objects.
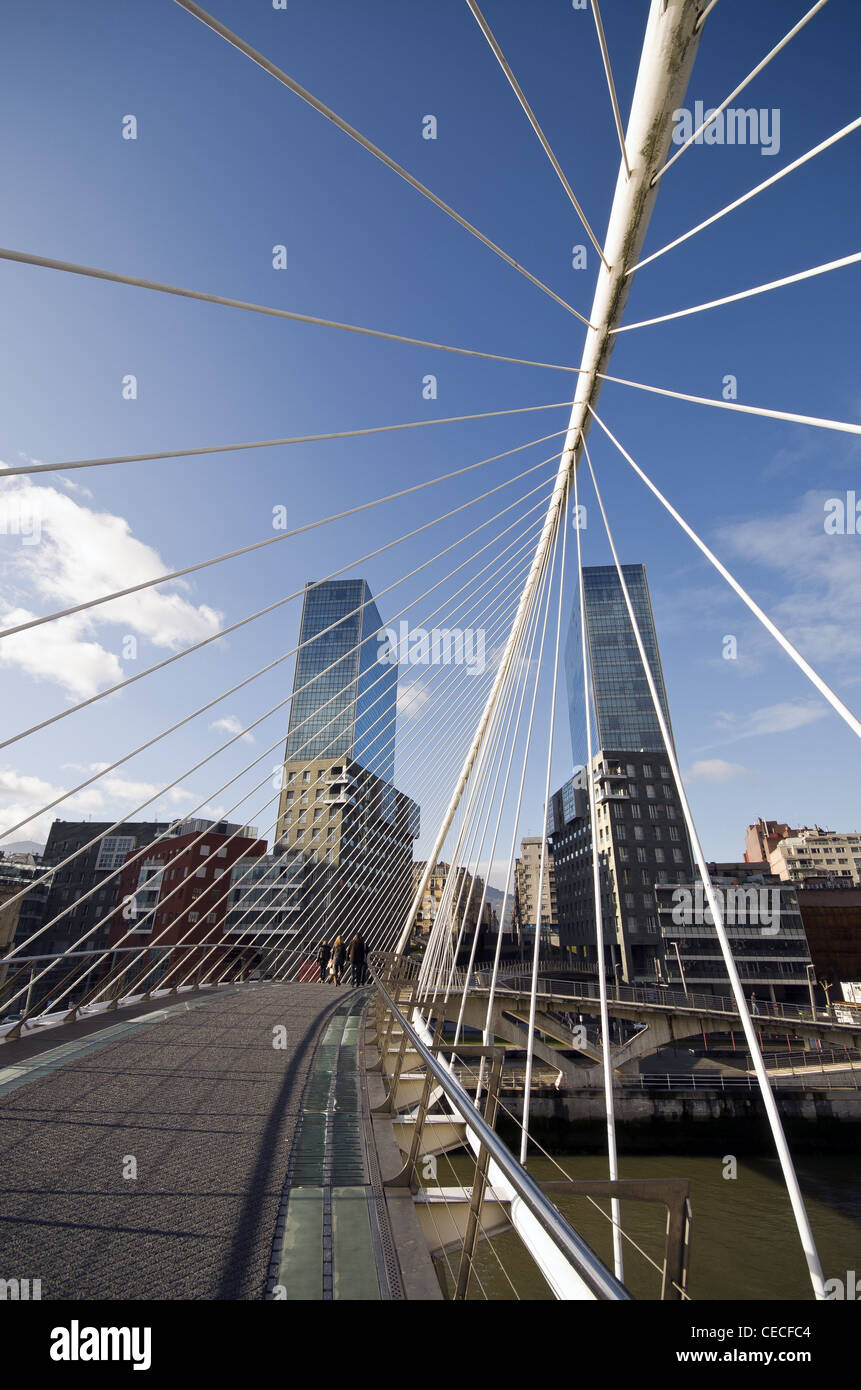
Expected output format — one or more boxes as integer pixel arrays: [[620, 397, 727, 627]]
[[0, 982, 350, 1300]]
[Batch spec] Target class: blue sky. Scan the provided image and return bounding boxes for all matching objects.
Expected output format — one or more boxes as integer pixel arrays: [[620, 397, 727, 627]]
[[0, 0, 859, 877]]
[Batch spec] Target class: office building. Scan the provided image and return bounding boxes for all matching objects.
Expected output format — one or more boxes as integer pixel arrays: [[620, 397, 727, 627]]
[[794, 885, 861, 984], [277, 580, 419, 955], [551, 561, 693, 981], [550, 753, 693, 981], [221, 850, 307, 975], [655, 862, 813, 1005], [285, 579, 397, 783], [565, 564, 674, 759]]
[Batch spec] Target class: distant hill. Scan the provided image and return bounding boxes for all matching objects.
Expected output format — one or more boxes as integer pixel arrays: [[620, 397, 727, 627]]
[[1, 840, 44, 856]]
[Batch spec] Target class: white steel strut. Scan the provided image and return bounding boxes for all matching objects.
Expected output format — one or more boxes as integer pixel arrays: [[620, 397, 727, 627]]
[[396, 0, 708, 957]]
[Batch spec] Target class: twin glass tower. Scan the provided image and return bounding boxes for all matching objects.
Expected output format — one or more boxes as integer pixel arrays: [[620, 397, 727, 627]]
[[565, 563, 674, 759], [285, 579, 397, 783]]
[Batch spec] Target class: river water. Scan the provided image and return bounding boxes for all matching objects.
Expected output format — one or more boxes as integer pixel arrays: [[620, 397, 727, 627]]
[[436, 1152, 860, 1300]]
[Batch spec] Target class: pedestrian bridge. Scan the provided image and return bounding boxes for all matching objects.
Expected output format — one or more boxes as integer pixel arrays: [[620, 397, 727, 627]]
[[0, 969, 694, 1301]]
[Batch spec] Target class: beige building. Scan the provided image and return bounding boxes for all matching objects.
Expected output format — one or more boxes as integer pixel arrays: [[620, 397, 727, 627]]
[[276, 757, 418, 949], [745, 818, 861, 886], [411, 861, 493, 940], [513, 836, 556, 936], [769, 830, 861, 886]]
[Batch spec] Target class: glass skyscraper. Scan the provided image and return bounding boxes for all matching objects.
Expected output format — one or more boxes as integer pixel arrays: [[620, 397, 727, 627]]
[[565, 564, 673, 757], [286, 579, 397, 783]]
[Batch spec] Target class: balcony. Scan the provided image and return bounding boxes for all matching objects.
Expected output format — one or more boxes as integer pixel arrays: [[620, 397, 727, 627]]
[[595, 764, 627, 782], [595, 788, 630, 805]]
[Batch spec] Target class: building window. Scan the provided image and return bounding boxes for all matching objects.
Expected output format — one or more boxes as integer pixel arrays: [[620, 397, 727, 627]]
[[200, 845, 210, 856], [637, 848, 647, 863], [655, 848, 665, 863], [673, 849, 684, 864], [95, 835, 135, 872], [631, 804, 641, 820], [634, 826, 644, 841]]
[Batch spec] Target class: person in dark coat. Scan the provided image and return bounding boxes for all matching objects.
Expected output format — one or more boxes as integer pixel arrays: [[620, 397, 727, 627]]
[[317, 939, 331, 983], [349, 932, 366, 986], [331, 936, 346, 986]]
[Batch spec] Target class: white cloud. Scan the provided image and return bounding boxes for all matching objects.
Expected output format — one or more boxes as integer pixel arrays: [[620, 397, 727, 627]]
[[0, 471, 223, 697], [0, 766, 198, 846], [718, 491, 861, 668], [397, 682, 429, 721], [714, 700, 828, 741], [0, 610, 124, 699], [211, 715, 254, 744], [683, 758, 752, 784]]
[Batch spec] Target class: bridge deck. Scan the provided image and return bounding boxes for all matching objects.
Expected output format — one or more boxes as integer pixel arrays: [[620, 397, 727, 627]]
[[0, 981, 368, 1300]]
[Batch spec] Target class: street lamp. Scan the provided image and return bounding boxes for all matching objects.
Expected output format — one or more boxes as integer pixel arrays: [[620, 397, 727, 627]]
[[805, 962, 817, 1021], [668, 940, 688, 999]]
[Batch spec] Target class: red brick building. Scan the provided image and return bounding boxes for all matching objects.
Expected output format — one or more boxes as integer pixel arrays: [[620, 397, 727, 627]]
[[110, 821, 266, 987]]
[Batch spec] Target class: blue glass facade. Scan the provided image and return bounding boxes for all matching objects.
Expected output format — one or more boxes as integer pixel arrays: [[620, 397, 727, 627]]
[[286, 579, 397, 782], [565, 564, 673, 757]]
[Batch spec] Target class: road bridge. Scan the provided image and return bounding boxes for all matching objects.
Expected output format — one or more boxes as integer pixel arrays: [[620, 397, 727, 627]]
[[445, 970, 861, 1079]]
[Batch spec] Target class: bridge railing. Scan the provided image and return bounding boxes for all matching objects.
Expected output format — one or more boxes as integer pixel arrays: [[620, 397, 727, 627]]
[[0, 941, 258, 1040], [483, 972, 852, 1029], [369, 953, 632, 1301], [558, 1070, 861, 1094]]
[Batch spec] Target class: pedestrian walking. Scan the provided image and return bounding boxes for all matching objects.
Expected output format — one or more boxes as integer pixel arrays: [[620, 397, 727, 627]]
[[316, 939, 331, 984], [349, 931, 366, 986], [750, 992, 759, 1017], [331, 936, 346, 986]]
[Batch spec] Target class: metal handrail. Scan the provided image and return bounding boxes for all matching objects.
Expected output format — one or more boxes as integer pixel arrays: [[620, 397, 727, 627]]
[[370, 960, 631, 1301], [486, 975, 857, 1030]]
